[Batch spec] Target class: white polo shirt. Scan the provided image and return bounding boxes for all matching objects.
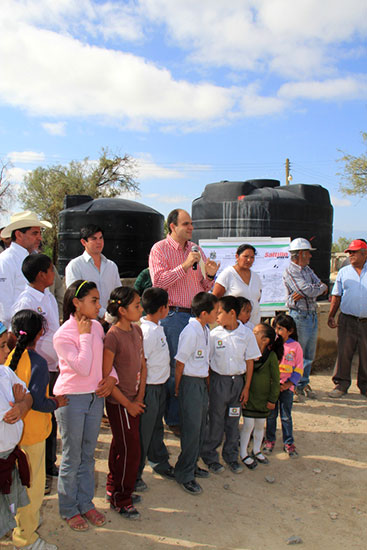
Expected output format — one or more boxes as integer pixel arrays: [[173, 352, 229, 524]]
[[141, 317, 170, 385], [12, 286, 60, 372], [210, 322, 260, 376], [0, 243, 29, 328], [0, 365, 28, 452], [175, 317, 210, 378]]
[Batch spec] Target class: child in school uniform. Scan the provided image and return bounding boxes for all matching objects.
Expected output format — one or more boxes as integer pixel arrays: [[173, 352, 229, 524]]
[[135, 287, 175, 492], [174, 292, 218, 496], [201, 296, 260, 474]]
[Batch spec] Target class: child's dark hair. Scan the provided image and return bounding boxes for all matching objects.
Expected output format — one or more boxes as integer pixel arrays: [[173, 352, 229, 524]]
[[106, 286, 139, 323], [141, 287, 168, 315], [236, 296, 252, 311], [219, 295, 240, 317], [63, 280, 97, 322], [257, 322, 284, 361], [273, 313, 298, 341], [8, 309, 47, 371], [80, 224, 104, 241], [191, 292, 218, 317], [22, 253, 52, 283]]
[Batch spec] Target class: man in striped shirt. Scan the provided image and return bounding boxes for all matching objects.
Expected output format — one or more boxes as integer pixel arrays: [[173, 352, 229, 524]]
[[149, 209, 219, 430]]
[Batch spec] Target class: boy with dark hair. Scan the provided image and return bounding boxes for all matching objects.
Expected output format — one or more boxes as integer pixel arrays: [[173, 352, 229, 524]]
[[174, 292, 218, 495], [201, 295, 260, 474], [12, 253, 60, 479], [134, 287, 174, 492]]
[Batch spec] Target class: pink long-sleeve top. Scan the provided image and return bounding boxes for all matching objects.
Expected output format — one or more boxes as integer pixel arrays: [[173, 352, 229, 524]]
[[53, 315, 116, 395]]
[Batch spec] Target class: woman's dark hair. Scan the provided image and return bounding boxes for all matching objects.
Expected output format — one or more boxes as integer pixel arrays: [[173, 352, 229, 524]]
[[236, 296, 252, 311], [256, 322, 284, 361], [273, 313, 298, 341], [107, 286, 139, 320], [236, 244, 256, 256], [63, 280, 97, 322], [219, 295, 241, 317], [8, 309, 47, 371]]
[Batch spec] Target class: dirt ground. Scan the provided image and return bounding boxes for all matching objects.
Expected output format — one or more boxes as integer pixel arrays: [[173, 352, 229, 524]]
[[2, 362, 367, 550]]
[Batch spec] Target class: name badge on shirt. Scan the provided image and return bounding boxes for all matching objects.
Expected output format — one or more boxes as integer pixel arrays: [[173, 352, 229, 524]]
[[228, 406, 241, 417]]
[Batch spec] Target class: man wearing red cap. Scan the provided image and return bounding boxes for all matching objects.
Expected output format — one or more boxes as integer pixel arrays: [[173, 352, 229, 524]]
[[328, 239, 367, 397]]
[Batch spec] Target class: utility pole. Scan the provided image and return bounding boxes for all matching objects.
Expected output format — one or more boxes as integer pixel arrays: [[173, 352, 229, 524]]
[[285, 158, 291, 185]]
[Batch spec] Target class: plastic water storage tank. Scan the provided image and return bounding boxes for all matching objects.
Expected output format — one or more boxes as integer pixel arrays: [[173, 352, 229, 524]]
[[191, 179, 333, 284], [58, 195, 164, 277]]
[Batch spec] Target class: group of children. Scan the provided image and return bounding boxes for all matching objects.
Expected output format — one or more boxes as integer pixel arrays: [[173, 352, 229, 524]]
[[0, 250, 305, 548]]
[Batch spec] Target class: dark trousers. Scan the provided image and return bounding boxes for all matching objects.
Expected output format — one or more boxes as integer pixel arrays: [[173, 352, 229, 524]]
[[106, 401, 140, 508], [332, 313, 367, 393], [175, 376, 208, 484], [201, 372, 243, 465], [138, 384, 170, 479], [266, 389, 294, 446], [46, 371, 58, 473]]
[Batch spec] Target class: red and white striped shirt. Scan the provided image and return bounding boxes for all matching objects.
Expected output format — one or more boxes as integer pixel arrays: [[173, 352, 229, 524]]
[[149, 235, 213, 308]]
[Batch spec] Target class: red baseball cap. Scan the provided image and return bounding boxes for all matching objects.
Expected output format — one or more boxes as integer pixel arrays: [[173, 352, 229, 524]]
[[344, 239, 367, 252]]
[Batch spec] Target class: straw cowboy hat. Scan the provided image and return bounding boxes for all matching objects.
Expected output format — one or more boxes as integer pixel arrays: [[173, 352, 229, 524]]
[[0, 211, 52, 239]]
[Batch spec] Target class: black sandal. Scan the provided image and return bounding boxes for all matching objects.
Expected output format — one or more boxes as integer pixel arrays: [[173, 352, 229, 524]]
[[241, 455, 257, 470]]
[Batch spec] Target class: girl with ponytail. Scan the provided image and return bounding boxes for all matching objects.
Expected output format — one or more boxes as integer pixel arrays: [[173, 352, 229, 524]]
[[6, 310, 67, 550]]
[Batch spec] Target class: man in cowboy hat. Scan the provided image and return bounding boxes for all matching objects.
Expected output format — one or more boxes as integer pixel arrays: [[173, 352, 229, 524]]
[[328, 239, 367, 398], [0, 211, 52, 327], [283, 238, 328, 402]]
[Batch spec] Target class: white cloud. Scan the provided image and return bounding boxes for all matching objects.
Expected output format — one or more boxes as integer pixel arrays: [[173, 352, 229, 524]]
[[145, 193, 191, 204], [135, 153, 211, 179], [41, 122, 66, 135], [7, 166, 30, 183], [7, 151, 45, 164], [331, 195, 352, 207], [279, 77, 367, 101]]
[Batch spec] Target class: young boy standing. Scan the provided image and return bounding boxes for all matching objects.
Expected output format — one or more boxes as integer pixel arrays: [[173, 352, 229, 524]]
[[201, 296, 260, 474], [174, 292, 218, 495], [136, 287, 175, 491]]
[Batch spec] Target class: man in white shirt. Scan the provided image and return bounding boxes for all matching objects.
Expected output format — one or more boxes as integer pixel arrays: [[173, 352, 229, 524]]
[[65, 224, 121, 319], [0, 211, 52, 328]]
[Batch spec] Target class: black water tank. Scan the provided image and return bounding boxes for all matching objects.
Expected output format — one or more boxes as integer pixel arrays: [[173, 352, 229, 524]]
[[191, 179, 333, 284], [58, 196, 164, 277]]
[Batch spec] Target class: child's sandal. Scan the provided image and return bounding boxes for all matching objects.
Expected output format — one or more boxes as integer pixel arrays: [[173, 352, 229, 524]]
[[83, 508, 106, 527], [241, 455, 257, 470], [254, 452, 269, 464], [66, 514, 89, 531]]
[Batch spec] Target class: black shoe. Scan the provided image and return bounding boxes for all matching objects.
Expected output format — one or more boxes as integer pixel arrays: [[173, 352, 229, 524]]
[[241, 455, 258, 470], [132, 493, 142, 504], [110, 503, 140, 519], [194, 466, 209, 478], [229, 461, 243, 474], [134, 478, 148, 492], [180, 480, 202, 495], [153, 465, 175, 480], [44, 479, 51, 495], [46, 464, 59, 477], [208, 462, 225, 474]]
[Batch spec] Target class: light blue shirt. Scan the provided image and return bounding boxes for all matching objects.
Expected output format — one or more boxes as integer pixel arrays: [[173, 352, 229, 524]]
[[332, 261, 367, 318], [65, 251, 121, 317]]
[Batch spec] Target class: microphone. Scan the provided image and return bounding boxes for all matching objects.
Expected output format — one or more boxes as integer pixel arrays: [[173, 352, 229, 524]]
[[192, 245, 200, 271]]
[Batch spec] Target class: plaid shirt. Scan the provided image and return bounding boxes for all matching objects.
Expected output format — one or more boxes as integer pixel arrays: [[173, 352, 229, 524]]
[[149, 235, 213, 308], [283, 261, 326, 313]]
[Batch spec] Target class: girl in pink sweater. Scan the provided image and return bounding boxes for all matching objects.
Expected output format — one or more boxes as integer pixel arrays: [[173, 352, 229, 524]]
[[53, 280, 116, 532]]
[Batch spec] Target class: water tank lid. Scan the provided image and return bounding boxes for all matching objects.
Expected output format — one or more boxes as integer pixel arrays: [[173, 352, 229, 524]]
[[61, 196, 163, 216]]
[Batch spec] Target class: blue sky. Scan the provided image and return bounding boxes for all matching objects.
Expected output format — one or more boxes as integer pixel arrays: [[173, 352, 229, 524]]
[[0, 0, 366, 241]]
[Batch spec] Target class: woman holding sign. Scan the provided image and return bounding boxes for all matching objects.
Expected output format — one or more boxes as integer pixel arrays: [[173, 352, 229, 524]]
[[212, 244, 262, 325]]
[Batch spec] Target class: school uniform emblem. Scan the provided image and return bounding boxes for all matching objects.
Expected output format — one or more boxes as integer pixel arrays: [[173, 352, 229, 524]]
[[216, 340, 225, 349], [195, 350, 204, 359]]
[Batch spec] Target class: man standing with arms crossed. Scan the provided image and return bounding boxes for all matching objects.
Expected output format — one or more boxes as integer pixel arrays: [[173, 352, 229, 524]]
[[328, 239, 367, 398], [149, 209, 219, 432]]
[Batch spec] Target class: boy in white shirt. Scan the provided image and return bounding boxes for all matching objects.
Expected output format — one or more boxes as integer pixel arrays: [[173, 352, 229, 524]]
[[201, 296, 260, 474], [174, 292, 218, 495], [12, 253, 60, 478], [136, 288, 175, 492]]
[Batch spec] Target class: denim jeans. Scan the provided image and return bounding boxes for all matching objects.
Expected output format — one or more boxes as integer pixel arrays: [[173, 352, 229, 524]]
[[55, 393, 104, 519], [266, 389, 294, 445], [160, 310, 191, 426], [289, 310, 318, 390]]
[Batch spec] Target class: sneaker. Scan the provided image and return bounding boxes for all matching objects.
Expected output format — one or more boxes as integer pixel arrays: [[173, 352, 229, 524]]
[[284, 443, 298, 458], [304, 385, 317, 399], [294, 388, 306, 403], [153, 465, 175, 480], [263, 440, 275, 455], [44, 479, 51, 495], [134, 478, 148, 492], [208, 462, 225, 474], [180, 479, 202, 495], [18, 537, 58, 550], [194, 466, 209, 478], [110, 503, 140, 519], [229, 461, 243, 474], [328, 388, 346, 398]]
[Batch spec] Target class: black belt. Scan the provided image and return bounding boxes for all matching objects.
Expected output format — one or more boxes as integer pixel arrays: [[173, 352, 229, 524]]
[[169, 306, 191, 314], [341, 312, 367, 323]]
